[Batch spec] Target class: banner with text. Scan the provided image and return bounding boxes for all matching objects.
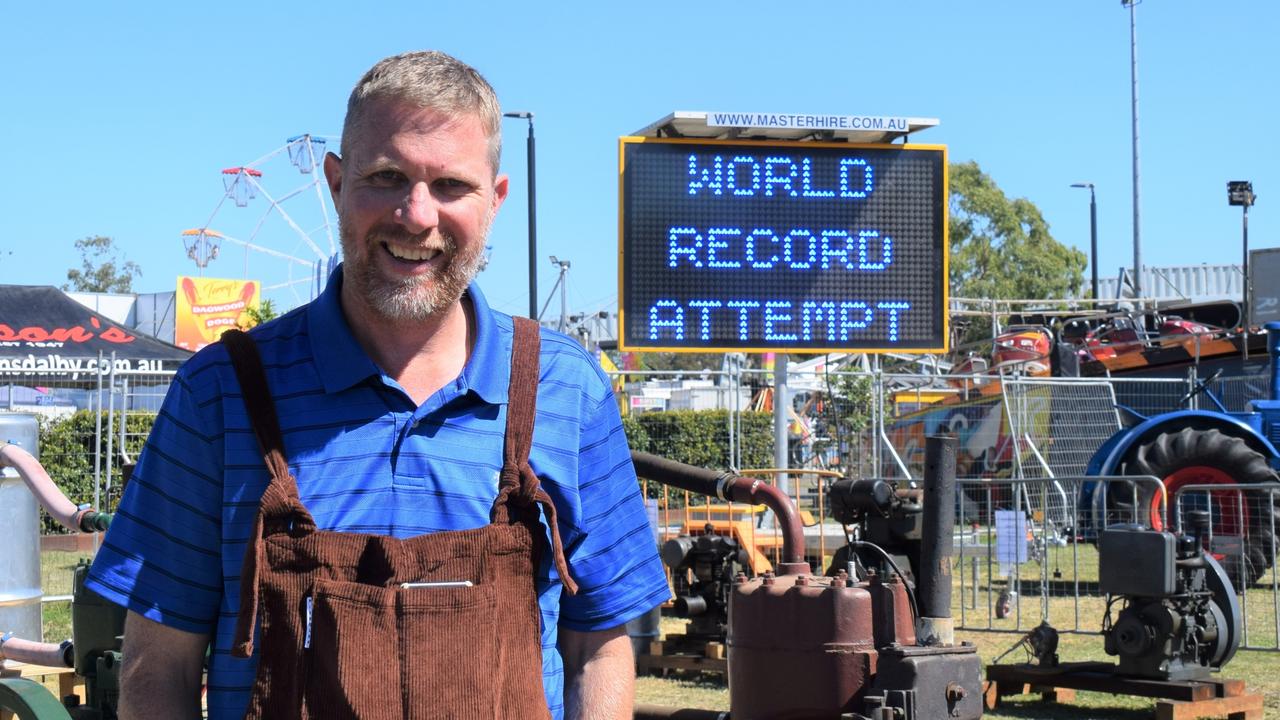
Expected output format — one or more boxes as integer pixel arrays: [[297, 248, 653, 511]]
[[175, 276, 259, 351]]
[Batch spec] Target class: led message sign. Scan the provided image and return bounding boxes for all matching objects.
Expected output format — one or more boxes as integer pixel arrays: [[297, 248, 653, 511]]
[[618, 137, 947, 353]]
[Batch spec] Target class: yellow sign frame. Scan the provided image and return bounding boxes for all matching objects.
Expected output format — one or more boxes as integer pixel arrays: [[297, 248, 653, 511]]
[[617, 136, 949, 354]]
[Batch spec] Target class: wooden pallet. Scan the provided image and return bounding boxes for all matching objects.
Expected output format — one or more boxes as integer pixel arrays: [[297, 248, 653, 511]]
[[984, 662, 1264, 720], [638, 634, 727, 677]]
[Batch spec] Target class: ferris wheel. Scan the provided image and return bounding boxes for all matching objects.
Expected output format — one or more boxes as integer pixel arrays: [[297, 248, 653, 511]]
[[182, 133, 341, 309]]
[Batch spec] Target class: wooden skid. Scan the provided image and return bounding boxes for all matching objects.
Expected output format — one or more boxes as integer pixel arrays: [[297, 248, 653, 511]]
[[638, 635, 727, 676], [1154, 693, 1265, 720], [0, 662, 85, 720], [983, 663, 1264, 720]]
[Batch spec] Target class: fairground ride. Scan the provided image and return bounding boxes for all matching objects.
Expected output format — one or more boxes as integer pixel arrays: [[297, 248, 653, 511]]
[[181, 134, 340, 310]]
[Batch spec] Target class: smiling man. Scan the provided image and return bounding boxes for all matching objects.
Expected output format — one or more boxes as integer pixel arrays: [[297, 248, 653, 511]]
[[86, 51, 669, 720]]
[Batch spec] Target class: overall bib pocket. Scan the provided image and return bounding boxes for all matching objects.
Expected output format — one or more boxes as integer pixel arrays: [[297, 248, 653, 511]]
[[303, 578, 499, 719], [399, 581, 500, 717], [303, 580, 400, 720]]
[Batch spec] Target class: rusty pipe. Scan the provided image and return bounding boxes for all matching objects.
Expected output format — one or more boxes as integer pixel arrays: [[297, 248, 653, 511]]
[[0, 442, 103, 532], [630, 451, 808, 573], [0, 636, 72, 668]]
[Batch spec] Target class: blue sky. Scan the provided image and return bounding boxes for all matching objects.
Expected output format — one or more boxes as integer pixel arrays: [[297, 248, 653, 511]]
[[1, 2, 1275, 319]]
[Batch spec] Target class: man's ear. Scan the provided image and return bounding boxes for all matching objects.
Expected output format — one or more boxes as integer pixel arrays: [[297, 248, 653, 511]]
[[323, 152, 343, 204], [491, 173, 510, 215]]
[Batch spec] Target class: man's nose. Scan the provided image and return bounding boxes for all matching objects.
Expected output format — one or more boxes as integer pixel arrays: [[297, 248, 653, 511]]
[[394, 182, 439, 234]]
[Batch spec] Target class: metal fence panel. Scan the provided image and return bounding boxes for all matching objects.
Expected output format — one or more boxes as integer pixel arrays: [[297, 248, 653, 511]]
[[953, 475, 1169, 636], [2, 366, 175, 530], [1213, 373, 1271, 412], [1173, 483, 1280, 651], [1005, 379, 1121, 479], [1109, 376, 1194, 419]]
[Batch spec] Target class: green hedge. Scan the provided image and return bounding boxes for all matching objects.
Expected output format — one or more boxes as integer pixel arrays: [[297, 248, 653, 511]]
[[36, 411, 154, 533], [622, 409, 774, 471]]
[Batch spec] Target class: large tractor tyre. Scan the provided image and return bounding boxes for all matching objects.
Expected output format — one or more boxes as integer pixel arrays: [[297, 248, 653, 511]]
[[1113, 427, 1280, 587]]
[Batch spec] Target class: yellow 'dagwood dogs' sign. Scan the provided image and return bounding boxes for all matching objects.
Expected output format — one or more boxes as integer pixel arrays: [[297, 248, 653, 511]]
[[175, 276, 260, 351]]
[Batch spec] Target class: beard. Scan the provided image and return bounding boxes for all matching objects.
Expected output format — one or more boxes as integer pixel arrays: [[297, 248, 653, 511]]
[[339, 218, 488, 323]]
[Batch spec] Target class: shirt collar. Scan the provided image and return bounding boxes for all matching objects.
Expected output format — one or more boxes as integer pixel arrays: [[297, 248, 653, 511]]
[[456, 279, 511, 406], [308, 266, 379, 394], [307, 265, 511, 405]]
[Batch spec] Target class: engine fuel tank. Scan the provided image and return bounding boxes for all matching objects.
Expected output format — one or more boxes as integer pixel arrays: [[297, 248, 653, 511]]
[[728, 571, 914, 719]]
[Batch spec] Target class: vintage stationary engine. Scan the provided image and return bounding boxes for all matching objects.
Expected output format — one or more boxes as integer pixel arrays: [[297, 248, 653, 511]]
[[633, 435, 983, 720], [660, 527, 749, 640], [1099, 510, 1241, 680], [824, 476, 923, 584]]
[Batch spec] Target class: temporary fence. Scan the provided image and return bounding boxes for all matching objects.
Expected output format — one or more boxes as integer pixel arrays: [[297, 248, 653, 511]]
[[3, 361, 1242, 524], [617, 366, 1280, 653], [615, 369, 1235, 476], [639, 459, 1280, 653], [7, 358, 1280, 642], [1209, 373, 1271, 413], [950, 474, 1280, 652], [94, 368, 174, 512], [953, 475, 1168, 636]]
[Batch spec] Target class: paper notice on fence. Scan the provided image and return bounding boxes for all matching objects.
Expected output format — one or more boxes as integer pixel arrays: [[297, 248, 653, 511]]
[[995, 510, 1028, 577]]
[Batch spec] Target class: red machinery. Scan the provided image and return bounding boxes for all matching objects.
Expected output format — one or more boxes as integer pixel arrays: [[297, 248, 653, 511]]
[[632, 436, 982, 720], [992, 326, 1053, 374]]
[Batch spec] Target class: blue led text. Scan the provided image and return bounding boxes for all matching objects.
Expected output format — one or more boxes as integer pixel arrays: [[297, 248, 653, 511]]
[[688, 154, 874, 199], [648, 300, 684, 341], [668, 226, 892, 271], [646, 299, 912, 344]]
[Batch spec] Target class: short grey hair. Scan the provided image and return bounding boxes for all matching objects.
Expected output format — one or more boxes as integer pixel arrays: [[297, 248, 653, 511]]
[[341, 51, 502, 174]]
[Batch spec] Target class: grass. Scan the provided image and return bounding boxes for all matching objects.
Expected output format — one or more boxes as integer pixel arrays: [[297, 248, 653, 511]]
[[39, 549, 92, 642]]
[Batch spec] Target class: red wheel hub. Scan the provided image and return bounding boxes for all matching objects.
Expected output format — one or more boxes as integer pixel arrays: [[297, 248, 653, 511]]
[[1148, 465, 1245, 536]]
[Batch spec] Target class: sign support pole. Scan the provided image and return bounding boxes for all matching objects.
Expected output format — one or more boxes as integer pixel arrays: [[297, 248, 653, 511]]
[[773, 354, 791, 515]]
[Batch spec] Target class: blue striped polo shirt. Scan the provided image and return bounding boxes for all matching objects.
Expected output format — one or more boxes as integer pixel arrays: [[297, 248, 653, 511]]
[[85, 268, 670, 719]]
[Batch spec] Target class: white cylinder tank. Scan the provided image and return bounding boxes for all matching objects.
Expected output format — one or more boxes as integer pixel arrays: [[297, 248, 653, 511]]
[[0, 413, 43, 642]]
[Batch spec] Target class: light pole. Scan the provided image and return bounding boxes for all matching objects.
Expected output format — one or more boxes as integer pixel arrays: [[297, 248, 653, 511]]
[[544, 255, 571, 332], [503, 111, 538, 319], [1071, 183, 1099, 300], [1228, 181, 1257, 329], [1122, 0, 1144, 302]]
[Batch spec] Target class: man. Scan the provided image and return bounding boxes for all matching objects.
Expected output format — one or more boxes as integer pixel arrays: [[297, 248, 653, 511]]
[[86, 51, 669, 719]]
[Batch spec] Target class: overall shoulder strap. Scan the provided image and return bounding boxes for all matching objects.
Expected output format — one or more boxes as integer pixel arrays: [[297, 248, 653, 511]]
[[220, 329, 315, 658], [220, 330, 291, 484], [492, 318, 578, 594], [501, 317, 540, 470]]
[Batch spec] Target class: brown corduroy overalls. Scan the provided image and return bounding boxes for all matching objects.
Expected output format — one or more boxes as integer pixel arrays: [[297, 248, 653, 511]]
[[219, 317, 576, 720]]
